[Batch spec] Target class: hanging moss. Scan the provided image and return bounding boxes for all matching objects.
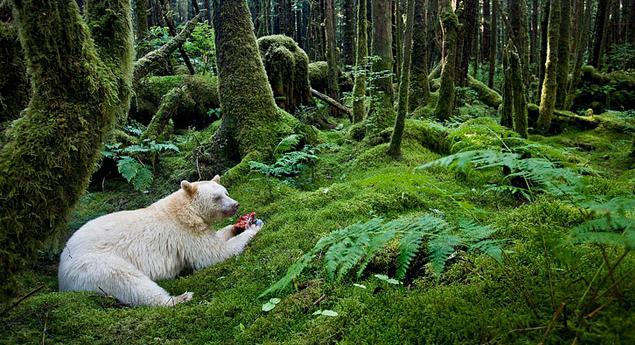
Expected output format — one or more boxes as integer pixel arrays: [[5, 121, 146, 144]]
[[408, 0, 430, 112], [0, 0, 133, 300], [132, 74, 220, 128], [510, 50, 528, 138], [537, 0, 561, 132], [0, 18, 29, 122], [433, 3, 459, 121], [352, 0, 368, 123], [257, 35, 312, 113], [196, 0, 298, 177]]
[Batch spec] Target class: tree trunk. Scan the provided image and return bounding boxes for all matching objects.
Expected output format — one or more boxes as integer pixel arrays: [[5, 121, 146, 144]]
[[136, 0, 149, 39], [366, 0, 395, 143], [160, 0, 196, 75], [529, 0, 538, 65], [457, 0, 477, 86], [537, 0, 561, 132], [555, 0, 571, 108], [409, 0, 430, 111], [509, 0, 529, 85], [591, 0, 609, 69], [258, 0, 271, 36], [482, 0, 491, 62], [325, 0, 340, 115], [389, 0, 415, 158], [0, 0, 133, 300], [433, 0, 459, 120], [510, 48, 528, 138], [488, 0, 497, 88], [538, 0, 549, 100], [501, 43, 513, 128], [394, 0, 404, 81], [0, 10, 29, 122], [197, 0, 297, 176], [566, 0, 592, 109], [353, 0, 369, 122], [342, 0, 356, 66]]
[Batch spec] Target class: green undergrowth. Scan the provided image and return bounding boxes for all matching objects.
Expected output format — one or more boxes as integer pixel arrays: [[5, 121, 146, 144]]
[[2, 113, 634, 344]]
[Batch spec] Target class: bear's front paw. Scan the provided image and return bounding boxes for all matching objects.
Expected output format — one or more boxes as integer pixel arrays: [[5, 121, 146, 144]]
[[247, 219, 264, 233]]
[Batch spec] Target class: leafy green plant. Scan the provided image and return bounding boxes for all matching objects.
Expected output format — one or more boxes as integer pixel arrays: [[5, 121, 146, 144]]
[[261, 298, 281, 312], [418, 140, 585, 201], [572, 197, 635, 250], [260, 214, 505, 297], [102, 140, 179, 192], [249, 135, 329, 179]]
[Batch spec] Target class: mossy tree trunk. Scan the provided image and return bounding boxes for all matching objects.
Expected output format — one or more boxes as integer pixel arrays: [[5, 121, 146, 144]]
[[555, 0, 570, 109], [591, 0, 609, 69], [501, 44, 514, 128], [408, 0, 430, 111], [197, 0, 296, 177], [366, 0, 395, 143], [537, 0, 549, 100], [342, 0, 356, 66], [352, 0, 369, 123], [457, 0, 477, 86], [510, 49, 528, 138], [433, 0, 459, 121], [0, 9, 29, 122], [257, 0, 271, 36], [389, 0, 415, 158], [566, 0, 592, 109], [0, 0, 133, 299], [537, 0, 561, 132], [325, 0, 340, 111], [488, 0, 497, 89], [509, 0, 529, 85], [135, 0, 149, 39], [394, 0, 403, 82]]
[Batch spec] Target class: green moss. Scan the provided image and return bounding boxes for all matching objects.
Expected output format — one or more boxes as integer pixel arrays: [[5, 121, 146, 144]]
[[257, 35, 312, 113], [0, 19, 29, 121], [447, 117, 517, 153], [308, 61, 329, 92], [467, 75, 502, 108], [433, 4, 459, 120], [132, 74, 220, 128], [351, 0, 368, 123]]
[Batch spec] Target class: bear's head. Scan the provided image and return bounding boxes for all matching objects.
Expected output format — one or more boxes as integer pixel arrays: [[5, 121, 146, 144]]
[[180, 175, 239, 222]]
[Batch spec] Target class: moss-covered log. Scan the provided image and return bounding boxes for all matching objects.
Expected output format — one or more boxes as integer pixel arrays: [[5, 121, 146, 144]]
[[389, 0, 415, 158], [257, 35, 312, 113], [467, 76, 502, 108], [0, 14, 29, 122], [571, 66, 635, 113], [131, 75, 220, 128], [133, 10, 204, 82], [308, 61, 354, 94], [433, 1, 459, 121], [537, 0, 561, 132], [196, 0, 297, 177], [365, 0, 395, 143], [408, 0, 430, 111], [352, 0, 368, 123], [0, 0, 133, 300], [527, 103, 599, 133]]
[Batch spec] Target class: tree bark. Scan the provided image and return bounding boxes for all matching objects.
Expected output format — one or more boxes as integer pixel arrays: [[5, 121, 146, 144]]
[[488, 0, 497, 89], [366, 0, 395, 143], [538, 0, 550, 100], [160, 0, 196, 75], [389, 0, 415, 158], [555, 0, 571, 108], [510, 48, 528, 138], [591, 0, 609, 69], [501, 43, 514, 128], [352, 0, 369, 122], [457, 0, 477, 86], [325, 0, 340, 109], [136, 0, 149, 39], [566, 0, 592, 109], [537, 0, 561, 132], [342, 0, 356, 66], [509, 0, 529, 85], [0, 0, 133, 300], [433, 0, 459, 120], [409, 0, 430, 111], [482, 0, 491, 62]]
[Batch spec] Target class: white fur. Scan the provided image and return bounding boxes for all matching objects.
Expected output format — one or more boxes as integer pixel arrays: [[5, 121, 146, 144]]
[[58, 178, 261, 306]]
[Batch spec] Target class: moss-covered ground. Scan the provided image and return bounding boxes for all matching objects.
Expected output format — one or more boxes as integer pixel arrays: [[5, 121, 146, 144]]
[[1, 109, 634, 344]]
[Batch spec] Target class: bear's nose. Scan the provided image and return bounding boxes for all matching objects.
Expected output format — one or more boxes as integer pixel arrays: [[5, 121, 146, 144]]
[[233, 202, 240, 210]]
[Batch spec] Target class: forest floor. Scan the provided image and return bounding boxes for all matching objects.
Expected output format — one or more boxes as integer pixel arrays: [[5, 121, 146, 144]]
[[1, 102, 634, 344]]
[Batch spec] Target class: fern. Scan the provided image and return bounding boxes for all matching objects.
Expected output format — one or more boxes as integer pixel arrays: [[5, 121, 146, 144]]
[[117, 157, 153, 192], [571, 197, 635, 250], [260, 214, 505, 297], [274, 134, 303, 157]]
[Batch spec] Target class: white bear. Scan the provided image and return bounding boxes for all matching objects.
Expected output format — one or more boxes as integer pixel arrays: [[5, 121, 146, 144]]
[[58, 175, 262, 306]]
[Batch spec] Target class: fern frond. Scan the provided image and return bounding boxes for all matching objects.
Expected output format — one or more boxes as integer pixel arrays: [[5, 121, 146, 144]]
[[428, 234, 462, 277], [274, 134, 303, 157], [395, 229, 427, 280]]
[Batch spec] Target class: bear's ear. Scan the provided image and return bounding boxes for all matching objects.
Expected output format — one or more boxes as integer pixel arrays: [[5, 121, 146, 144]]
[[181, 180, 196, 196], [212, 175, 221, 183]]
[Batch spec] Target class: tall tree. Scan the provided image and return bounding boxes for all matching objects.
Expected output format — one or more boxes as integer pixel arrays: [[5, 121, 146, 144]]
[[136, 0, 149, 39], [488, 0, 497, 88], [366, 0, 395, 143], [433, 0, 459, 120], [0, 0, 133, 299], [555, 0, 571, 108], [457, 0, 478, 85], [538, 0, 550, 100], [352, 0, 369, 122], [342, 0, 356, 66], [394, 0, 404, 81], [409, 0, 430, 111], [482, 0, 491, 62], [529, 0, 538, 65], [591, 0, 609, 68], [325, 0, 340, 109], [510, 48, 528, 138], [509, 0, 529, 85], [389, 0, 415, 158], [501, 43, 514, 128], [537, 0, 561, 132], [197, 0, 298, 175], [257, 0, 271, 36], [566, 0, 593, 109]]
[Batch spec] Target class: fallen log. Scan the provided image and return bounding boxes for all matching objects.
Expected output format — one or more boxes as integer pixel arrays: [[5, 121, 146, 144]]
[[310, 88, 352, 117]]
